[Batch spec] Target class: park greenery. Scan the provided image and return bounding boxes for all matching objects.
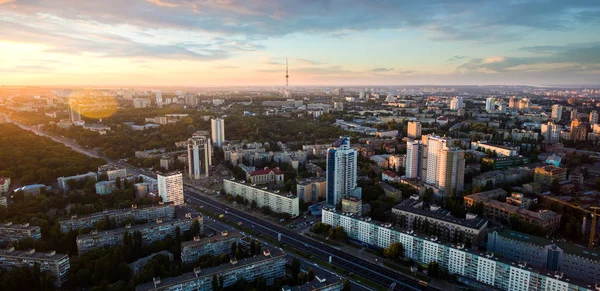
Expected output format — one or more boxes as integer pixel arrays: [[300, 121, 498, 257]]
[[0, 123, 105, 185]]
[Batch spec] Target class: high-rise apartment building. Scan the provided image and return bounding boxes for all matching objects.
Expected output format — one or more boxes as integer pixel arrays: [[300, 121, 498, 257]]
[[407, 121, 421, 139], [187, 132, 212, 179], [211, 118, 225, 147], [541, 121, 561, 144], [155, 91, 162, 108], [326, 137, 361, 207], [551, 104, 562, 121], [438, 148, 465, 192], [485, 97, 496, 112], [449, 96, 463, 110], [69, 101, 81, 123], [157, 172, 184, 206], [405, 140, 422, 179], [508, 96, 516, 109], [423, 134, 450, 186], [590, 111, 598, 124], [571, 109, 578, 121]]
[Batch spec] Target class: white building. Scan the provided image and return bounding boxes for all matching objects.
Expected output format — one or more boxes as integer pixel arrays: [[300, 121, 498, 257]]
[[155, 91, 162, 108], [423, 134, 450, 186], [0, 177, 10, 194], [407, 121, 421, 139], [470, 141, 519, 157], [326, 137, 361, 208], [551, 104, 563, 121], [590, 111, 598, 124], [405, 141, 422, 179], [157, 173, 184, 206], [133, 98, 151, 108], [223, 179, 299, 217], [187, 132, 212, 179], [438, 148, 465, 192], [485, 97, 496, 112], [211, 118, 225, 147], [450, 96, 463, 111], [541, 121, 561, 144]]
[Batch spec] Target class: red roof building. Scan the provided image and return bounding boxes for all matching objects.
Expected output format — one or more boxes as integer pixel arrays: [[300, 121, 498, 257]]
[[248, 167, 284, 185]]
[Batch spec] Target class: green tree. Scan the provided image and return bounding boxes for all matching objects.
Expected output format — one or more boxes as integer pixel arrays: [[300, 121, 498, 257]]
[[291, 257, 301, 280], [212, 274, 218, 291], [342, 279, 352, 291], [383, 242, 404, 260]]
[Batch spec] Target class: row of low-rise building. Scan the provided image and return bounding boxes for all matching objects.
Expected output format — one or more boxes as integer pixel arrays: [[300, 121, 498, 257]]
[[136, 249, 287, 291], [223, 179, 299, 217], [0, 222, 41, 243], [181, 231, 242, 264], [322, 208, 594, 291], [0, 248, 70, 287], [472, 167, 534, 189], [76, 216, 201, 254], [60, 203, 175, 233], [464, 189, 562, 232]]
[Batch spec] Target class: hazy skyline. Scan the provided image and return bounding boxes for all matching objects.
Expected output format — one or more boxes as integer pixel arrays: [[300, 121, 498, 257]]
[[1, 0, 599, 86]]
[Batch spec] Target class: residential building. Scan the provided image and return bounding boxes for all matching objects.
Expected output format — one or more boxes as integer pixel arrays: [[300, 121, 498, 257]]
[[392, 197, 488, 246], [326, 137, 361, 208], [407, 121, 421, 139], [422, 134, 451, 186], [382, 170, 401, 183], [155, 91, 162, 107], [95, 180, 117, 195], [464, 189, 561, 232], [505, 193, 536, 209], [0, 222, 42, 243], [0, 248, 70, 287], [158, 172, 184, 206], [0, 176, 10, 193], [296, 177, 326, 203], [0, 197, 6, 207], [211, 118, 225, 147], [488, 228, 600, 286], [69, 101, 81, 124], [571, 119, 588, 141], [181, 231, 242, 263], [438, 148, 465, 192], [571, 109, 578, 121], [57, 172, 98, 191], [248, 167, 284, 185], [449, 96, 463, 111], [485, 97, 495, 112], [341, 197, 362, 215], [541, 121, 561, 144], [187, 132, 212, 179], [60, 203, 175, 233], [135, 249, 286, 291], [551, 104, 563, 121], [534, 165, 567, 184], [471, 141, 519, 157], [133, 98, 151, 108], [590, 111, 598, 124], [388, 154, 405, 172], [13, 184, 50, 195], [98, 165, 128, 181], [223, 179, 299, 217], [77, 217, 200, 254], [405, 140, 422, 179], [481, 156, 530, 170], [322, 208, 587, 291], [472, 167, 533, 188]]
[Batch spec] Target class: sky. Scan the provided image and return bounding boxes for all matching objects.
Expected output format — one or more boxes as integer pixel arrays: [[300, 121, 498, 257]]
[[1, 0, 599, 87]]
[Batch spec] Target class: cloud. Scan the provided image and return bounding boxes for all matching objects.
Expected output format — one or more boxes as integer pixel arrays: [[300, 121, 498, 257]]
[[447, 55, 467, 62], [146, 0, 179, 8], [372, 68, 394, 72], [296, 58, 321, 65], [213, 65, 239, 69], [457, 42, 600, 74]]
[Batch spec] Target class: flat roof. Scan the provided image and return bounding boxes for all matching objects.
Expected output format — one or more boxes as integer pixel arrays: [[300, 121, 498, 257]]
[[0, 249, 68, 261], [0, 222, 40, 231], [181, 231, 241, 248], [393, 199, 488, 230], [60, 203, 173, 222], [225, 179, 297, 199], [135, 249, 286, 291], [77, 218, 192, 240]]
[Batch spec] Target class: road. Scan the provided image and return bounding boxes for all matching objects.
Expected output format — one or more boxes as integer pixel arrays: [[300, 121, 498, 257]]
[[12, 120, 434, 291]]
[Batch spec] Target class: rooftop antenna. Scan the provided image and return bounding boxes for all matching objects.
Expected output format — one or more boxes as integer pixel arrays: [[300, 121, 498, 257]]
[[283, 57, 291, 98]]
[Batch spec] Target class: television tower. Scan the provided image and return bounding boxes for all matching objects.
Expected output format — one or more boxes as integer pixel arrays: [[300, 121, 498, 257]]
[[283, 57, 291, 98]]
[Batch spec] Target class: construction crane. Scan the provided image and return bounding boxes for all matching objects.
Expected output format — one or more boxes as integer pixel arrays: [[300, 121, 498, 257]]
[[590, 206, 600, 248], [542, 196, 599, 248]]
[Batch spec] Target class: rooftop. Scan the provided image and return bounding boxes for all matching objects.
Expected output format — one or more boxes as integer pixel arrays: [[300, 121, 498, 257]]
[[249, 167, 284, 176], [60, 203, 173, 222], [296, 176, 325, 186], [226, 179, 297, 199], [382, 170, 399, 178], [0, 222, 39, 231], [0, 248, 67, 261], [135, 249, 285, 291], [393, 199, 488, 230], [181, 231, 241, 248], [77, 218, 196, 240]]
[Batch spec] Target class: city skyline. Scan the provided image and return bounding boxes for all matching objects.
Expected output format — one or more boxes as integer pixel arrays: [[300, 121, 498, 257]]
[[0, 0, 599, 86]]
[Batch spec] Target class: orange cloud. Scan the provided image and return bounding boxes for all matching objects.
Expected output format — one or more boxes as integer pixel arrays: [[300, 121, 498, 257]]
[[146, 0, 179, 8]]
